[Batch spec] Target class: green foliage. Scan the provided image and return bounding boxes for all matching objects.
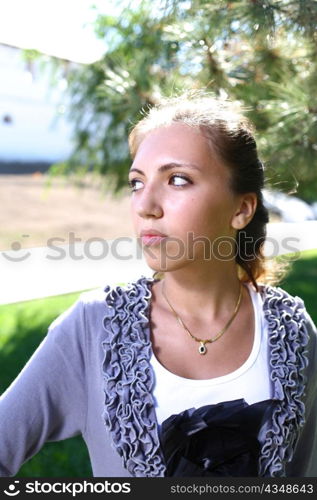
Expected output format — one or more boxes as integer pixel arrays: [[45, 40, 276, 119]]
[[279, 249, 317, 324], [53, 0, 317, 199]]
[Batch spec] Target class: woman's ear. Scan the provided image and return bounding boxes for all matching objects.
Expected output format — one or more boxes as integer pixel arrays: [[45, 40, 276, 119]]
[[231, 193, 257, 230]]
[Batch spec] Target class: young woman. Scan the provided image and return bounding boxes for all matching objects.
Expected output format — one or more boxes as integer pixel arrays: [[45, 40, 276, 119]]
[[0, 92, 316, 477]]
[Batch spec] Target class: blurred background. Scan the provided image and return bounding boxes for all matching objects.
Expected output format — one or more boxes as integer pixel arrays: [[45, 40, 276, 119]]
[[1, 0, 317, 477]]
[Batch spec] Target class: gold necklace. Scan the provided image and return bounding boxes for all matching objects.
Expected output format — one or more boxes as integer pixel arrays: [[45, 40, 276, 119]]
[[161, 281, 242, 355]]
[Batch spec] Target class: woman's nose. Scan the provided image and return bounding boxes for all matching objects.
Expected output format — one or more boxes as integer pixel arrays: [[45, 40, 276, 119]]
[[136, 186, 163, 219]]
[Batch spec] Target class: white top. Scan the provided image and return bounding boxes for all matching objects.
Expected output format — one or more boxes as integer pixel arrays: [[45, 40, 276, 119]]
[[150, 283, 272, 426]]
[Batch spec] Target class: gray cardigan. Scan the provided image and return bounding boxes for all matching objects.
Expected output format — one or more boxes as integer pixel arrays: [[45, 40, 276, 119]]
[[0, 276, 316, 477]]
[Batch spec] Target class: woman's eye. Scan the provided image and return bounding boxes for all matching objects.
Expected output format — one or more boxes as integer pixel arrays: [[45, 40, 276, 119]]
[[170, 174, 191, 186], [128, 174, 191, 192], [128, 179, 143, 191]]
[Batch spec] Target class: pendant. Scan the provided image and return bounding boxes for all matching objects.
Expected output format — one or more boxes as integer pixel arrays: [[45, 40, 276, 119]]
[[198, 341, 207, 355]]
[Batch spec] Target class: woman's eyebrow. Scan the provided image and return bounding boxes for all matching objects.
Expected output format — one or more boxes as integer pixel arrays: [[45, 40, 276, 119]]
[[129, 162, 201, 176]]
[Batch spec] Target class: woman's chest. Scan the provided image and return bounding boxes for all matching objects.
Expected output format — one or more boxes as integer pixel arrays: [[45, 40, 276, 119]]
[[149, 301, 256, 380]]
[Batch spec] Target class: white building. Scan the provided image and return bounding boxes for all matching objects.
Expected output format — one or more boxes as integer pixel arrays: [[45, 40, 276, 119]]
[[0, 42, 76, 171]]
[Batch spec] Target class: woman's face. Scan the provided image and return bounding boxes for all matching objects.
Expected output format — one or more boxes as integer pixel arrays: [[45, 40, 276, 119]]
[[128, 122, 242, 273]]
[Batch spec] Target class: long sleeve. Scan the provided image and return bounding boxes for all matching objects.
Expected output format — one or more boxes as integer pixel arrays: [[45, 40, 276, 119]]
[[0, 299, 88, 477], [285, 311, 317, 477]]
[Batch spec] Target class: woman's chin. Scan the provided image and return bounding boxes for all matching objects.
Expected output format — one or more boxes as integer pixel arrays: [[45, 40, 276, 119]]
[[144, 258, 189, 275]]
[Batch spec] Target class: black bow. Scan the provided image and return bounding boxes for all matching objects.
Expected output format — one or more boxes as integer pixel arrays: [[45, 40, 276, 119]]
[[160, 398, 276, 477]]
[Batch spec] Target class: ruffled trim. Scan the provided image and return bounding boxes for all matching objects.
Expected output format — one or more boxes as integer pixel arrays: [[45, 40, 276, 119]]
[[101, 277, 309, 477], [101, 276, 166, 477], [258, 285, 309, 477]]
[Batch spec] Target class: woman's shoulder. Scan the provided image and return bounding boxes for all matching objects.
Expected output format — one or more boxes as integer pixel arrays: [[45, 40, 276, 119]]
[[48, 276, 152, 340], [66, 275, 153, 328], [258, 282, 305, 305], [79, 274, 152, 309], [258, 282, 311, 312], [257, 282, 317, 343]]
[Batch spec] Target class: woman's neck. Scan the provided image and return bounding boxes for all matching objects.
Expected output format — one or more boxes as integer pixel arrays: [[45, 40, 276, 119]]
[[154, 261, 242, 323]]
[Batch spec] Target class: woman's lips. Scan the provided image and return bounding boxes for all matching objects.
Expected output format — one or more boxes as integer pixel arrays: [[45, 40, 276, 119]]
[[140, 229, 167, 246], [141, 235, 167, 246]]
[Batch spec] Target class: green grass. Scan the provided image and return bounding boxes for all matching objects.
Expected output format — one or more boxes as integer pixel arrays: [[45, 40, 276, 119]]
[[0, 291, 93, 477], [0, 253, 316, 477], [278, 249, 317, 324]]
